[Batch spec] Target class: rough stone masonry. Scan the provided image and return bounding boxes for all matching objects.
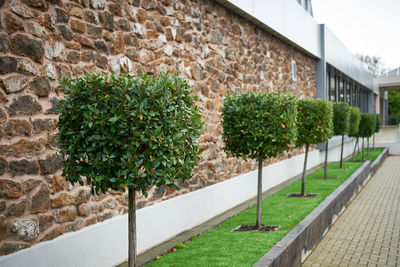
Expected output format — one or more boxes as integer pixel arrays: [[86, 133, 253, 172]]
[[0, 0, 316, 255]]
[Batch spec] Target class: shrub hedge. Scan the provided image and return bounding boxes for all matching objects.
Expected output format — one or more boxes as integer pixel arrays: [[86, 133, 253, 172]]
[[348, 106, 361, 137], [333, 102, 350, 135], [358, 113, 376, 138], [222, 92, 298, 162], [296, 98, 333, 146], [57, 73, 204, 195]]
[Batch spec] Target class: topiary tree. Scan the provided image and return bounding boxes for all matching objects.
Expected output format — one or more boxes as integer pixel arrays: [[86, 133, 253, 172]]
[[348, 106, 361, 160], [222, 92, 297, 229], [57, 73, 203, 267], [333, 102, 350, 168], [296, 98, 333, 193], [373, 114, 381, 150], [358, 113, 376, 160]]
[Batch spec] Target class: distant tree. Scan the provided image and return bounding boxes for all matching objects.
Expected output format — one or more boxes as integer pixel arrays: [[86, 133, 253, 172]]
[[373, 114, 381, 150], [296, 98, 333, 193], [388, 91, 400, 116], [357, 54, 387, 77], [358, 114, 376, 160], [333, 102, 350, 168], [348, 107, 361, 160], [222, 92, 297, 229]]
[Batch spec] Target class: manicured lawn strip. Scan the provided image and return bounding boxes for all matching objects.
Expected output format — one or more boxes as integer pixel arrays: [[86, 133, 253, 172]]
[[145, 148, 384, 267]]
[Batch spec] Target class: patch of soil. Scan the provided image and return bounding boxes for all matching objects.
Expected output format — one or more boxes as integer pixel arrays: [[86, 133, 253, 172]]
[[232, 224, 280, 232], [286, 193, 319, 198]]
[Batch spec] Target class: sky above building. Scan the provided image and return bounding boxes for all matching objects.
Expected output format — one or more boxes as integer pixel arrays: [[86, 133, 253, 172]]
[[312, 0, 400, 72]]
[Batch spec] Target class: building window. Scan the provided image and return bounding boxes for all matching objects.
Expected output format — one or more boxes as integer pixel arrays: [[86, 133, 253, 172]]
[[330, 70, 336, 101], [291, 60, 297, 81], [346, 80, 351, 105], [340, 76, 345, 102]]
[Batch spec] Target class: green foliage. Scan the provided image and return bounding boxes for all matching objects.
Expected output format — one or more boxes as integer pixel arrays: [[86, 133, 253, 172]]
[[388, 115, 400, 125], [374, 114, 381, 133], [296, 98, 333, 146], [358, 113, 376, 138], [145, 148, 385, 267], [332, 102, 350, 135], [57, 73, 203, 196], [222, 92, 297, 162], [388, 90, 400, 115], [348, 106, 361, 137]]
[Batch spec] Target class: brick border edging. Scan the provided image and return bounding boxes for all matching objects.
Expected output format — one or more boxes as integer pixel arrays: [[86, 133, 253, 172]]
[[253, 147, 389, 267]]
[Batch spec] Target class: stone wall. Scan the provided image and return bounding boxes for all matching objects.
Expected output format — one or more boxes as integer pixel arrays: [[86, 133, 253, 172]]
[[0, 0, 316, 255]]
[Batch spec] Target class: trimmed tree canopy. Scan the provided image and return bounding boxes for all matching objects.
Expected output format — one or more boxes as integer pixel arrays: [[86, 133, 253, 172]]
[[296, 98, 333, 146], [333, 102, 350, 136], [222, 92, 297, 162], [358, 113, 376, 138], [57, 73, 204, 195], [375, 114, 381, 133], [348, 106, 361, 137]]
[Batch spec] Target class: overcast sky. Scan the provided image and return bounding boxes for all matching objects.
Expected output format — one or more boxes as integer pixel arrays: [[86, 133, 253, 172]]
[[312, 0, 400, 71]]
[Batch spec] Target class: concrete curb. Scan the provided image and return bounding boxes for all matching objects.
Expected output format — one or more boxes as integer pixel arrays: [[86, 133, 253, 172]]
[[253, 147, 389, 267]]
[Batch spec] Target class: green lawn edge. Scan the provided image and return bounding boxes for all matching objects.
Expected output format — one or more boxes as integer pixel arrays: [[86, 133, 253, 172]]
[[145, 148, 385, 267]]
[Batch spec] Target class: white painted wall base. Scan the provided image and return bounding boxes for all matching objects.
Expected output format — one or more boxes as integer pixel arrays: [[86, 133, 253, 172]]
[[0, 137, 356, 267]]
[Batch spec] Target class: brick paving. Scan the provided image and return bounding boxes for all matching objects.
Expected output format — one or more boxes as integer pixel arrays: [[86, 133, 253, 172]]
[[303, 156, 400, 267]]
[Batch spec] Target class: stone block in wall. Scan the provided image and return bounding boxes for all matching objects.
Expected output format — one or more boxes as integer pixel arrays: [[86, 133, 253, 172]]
[[0, 158, 5, 175], [2, 75, 30, 93], [11, 34, 44, 63], [64, 218, 84, 233], [38, 213, 54, 232], [4, 119, 32, 137], [0, 138, 47, 157], [0, 179, 22, 198], [38, 153, 63, 175], [11, 218, 39, 241], [51, 193, 76, 208], [8, 159, 38, 176], [26, 21, 47, 38], [39, 225, 63, 242], [0, 215, 6, 240], [54, 208, 76, 223], [22, 179, 42, 193], [4, 12, 24, 34], [6, 199, 27, 217], [7, 95, 42, 116], [0, 34, 10, 53], [11, 2, 33, 18], [30, 184, 50, 213], [78, 202, 99, 216], [0, 242, 30, 256], [0, 56, 17, 75], [22, 0, 48, 10], [29, 76, 51, 97], [48, 175, 66, 193], [32, 118, 57, 134]]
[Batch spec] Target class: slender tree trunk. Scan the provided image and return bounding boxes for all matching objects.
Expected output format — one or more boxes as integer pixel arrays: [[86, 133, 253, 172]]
[[362, 138, 365, 161], [301, 144, 309, 196], [256, 160, 263, 229], [339, 134, 344, 168], [367, 137, 370, 156], [358, 137, 360, 154], [324, 140, 329, 179], [128, 188, 137, 267], [352, 137, 358, 161]]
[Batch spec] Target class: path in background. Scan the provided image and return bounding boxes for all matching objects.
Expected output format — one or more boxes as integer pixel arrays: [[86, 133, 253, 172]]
[[374, 127, 400, 154], [303, 156, 400, 266]]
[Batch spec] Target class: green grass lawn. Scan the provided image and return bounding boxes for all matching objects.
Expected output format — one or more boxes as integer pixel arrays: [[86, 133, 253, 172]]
[[145, 148, 385, 267]]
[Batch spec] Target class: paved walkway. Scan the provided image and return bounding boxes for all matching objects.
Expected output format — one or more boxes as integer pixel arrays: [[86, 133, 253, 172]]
[[303, 156, 400, 267]]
